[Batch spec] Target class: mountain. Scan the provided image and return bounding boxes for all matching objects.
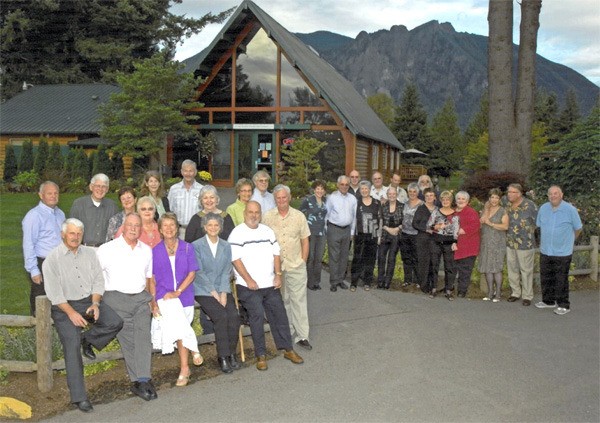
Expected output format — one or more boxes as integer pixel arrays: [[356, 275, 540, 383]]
[[296, 21, 599, 128]]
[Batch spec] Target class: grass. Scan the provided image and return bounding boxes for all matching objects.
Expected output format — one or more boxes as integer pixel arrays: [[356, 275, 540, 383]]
[[0, 192, 118, 315]]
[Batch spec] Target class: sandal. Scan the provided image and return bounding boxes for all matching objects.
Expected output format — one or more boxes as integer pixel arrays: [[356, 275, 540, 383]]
[[364, 285, 370, 291], [429, 289, 437, 299], [192, 352, 204, 366], [176, 373, 190, 387]]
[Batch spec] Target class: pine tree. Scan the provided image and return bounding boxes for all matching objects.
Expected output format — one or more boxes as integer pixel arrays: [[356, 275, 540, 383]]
[[3, 144, 18, 182], [367, 93, 396, 129], [281, 136, 327, 196], [111, 152, 124, 180], [428, 99, 463, 177], [18, 140, 34, 173], [33, 138, 49, 176], [464, 93, 489, 146], [46, 141, 64, 177], [553, 89, 581, 137], [71, 149, 90, 180], [92, 144, 112, 176], [64, 149, 76, 178], [393, 83, 429, 149]]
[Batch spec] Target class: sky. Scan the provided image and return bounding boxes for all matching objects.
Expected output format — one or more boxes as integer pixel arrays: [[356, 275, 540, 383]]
[[170, 0, 600, 86]]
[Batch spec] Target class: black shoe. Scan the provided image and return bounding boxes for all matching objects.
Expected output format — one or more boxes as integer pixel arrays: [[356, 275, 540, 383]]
[[307, 286, 318, 291], [228, 354, 242, 370], [296, 339, 313, 350], [81, 338, 96, 360], [337, 282, 349, 290], [507, 296, 519, 302], [75, 400, 93, 413], [315, 285, 322, 290], [218, 357, 233, 373], [457, 292, 466, 298], [131, 381, 153, 401], [330, 285, 338, 292], [146, 380, 158, 400]]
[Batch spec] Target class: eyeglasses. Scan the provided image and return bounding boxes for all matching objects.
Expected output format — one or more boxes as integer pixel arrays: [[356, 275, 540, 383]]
[[139, 207, 155, 211], [257, 179, 269, 183], [92, 184, 108, 189]]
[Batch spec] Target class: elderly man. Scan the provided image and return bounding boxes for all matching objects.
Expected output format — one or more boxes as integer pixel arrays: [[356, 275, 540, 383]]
[[168, 160, 203, 237], [228, 201, 304, 370], [70, 173, 118, 247], [326, 175, 357, 291], [505, 183, 538, 306], [348, 169, 361, 197], [250, 170, 275, 212], [370, 171, 388, 203], [22, 181, 66, 315], [389, 172, 408, 203], [97, 213, 156, 400], [263, 185, 312, 350], [535, 186, 582, 315], [43, 218, 123, 413]]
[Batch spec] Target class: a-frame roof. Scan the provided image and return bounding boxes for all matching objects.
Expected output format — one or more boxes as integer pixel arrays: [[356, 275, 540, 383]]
[[0, 84, 120, 134], [183, 0, 402, 149]]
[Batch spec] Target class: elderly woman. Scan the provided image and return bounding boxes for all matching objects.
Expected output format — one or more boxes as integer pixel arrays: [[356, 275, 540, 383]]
[[478, 188, 509, 302], [192, 213, 241, 374], [412, 188, 438, 294], [299, 180, 328, 291], [428, 190, 460, 299], [453, 191, 481, 298], [150, 212, 202, 387], [140, 170, 170, 220], [399, 183, 423, 288], [377, 186, 403, 289], [185, 185, 234, 243], [350, 180, 381, 292], [226, 178, 254, 227], [114, 196, 161, 248], [106, 186, 137, 242]]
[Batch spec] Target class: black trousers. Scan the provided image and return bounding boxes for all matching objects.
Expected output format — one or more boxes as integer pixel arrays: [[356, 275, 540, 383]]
[[351, 234, 378, 286], [430, 241, 456, 292], [399, 233, 419, 285], [196, 294, 240, 357], [235, 285, 292, 357], [30, 257, 47, 316], [377, 237, 400, 287], [416, 233, 435, 293], [540, 254, 572, 309], [51, 297, 123, 403], [455, 256, 477, 295]]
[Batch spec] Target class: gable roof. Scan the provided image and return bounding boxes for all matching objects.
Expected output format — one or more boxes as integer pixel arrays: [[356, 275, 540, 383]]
[[0, 84, 120, 134], [183, 0, 402, 149]]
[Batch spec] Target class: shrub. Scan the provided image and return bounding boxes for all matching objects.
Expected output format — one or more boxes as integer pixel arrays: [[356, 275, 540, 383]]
[[64, 177, 89, 193], [71, 148, 90, 180], [571, 195, 600, 243], [13, 171, 40, 192], [165, 177, 181, 190], [92, 144, 112, 176], [45, 141, 64, 182], [3, 144, 18, 182], [18, 140, 34, 173], [0, 327, 63, 362], [33, 139, 49, 176], [461, 171, 527, 201]]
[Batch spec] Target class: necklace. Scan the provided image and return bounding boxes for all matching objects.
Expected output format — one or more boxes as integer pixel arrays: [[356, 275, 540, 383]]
[[165, 241, 177, 255]]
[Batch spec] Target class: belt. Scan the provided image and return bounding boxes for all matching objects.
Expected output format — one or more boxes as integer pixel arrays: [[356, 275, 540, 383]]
[[328, 221, 349, 230], [83, 242, 102, 247]]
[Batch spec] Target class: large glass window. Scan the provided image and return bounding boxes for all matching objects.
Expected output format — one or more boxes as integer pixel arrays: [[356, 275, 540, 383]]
[[212, 132, 231, 180], [199, 58, 233, 108], [236, 29, 276, 108]]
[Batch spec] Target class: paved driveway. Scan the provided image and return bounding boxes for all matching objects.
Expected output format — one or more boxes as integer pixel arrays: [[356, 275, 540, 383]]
[[49, 282, 599, 422]]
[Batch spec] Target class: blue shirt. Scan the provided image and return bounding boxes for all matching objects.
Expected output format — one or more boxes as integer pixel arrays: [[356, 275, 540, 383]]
[[536, 200, 582, 256], [22, 202, 66, 277]]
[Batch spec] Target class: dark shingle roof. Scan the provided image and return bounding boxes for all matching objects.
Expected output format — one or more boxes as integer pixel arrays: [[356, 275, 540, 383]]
[[182, 1, 402, 149], [0, 84, 120, 134]]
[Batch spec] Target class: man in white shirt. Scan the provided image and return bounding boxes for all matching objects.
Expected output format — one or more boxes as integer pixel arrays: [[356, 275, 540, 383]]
[[370, 171, 388, 203], [97, 213, 156, 401], [389, 172, 408, 203], [168, 160, 203, 237], [228, 201, 303, 371]]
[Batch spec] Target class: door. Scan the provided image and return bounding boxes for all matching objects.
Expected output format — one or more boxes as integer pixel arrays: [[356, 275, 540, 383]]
[[235, 132, 275, 181]]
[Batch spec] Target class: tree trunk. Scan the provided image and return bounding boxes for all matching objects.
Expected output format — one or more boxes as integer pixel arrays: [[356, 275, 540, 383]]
[[488, 0, 516, 172], [515, 0, 542, 177], [487, 0, 542, 176]]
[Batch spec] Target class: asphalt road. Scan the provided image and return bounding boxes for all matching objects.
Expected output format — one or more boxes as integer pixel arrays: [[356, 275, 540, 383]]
[[47, 277, 600, 423]]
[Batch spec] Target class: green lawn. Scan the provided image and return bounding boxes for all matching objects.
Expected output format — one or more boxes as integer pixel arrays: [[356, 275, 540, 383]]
[[0, 192, 118, 315]]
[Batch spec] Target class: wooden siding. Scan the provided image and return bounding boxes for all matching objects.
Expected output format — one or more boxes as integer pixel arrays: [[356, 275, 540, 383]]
[[355, 139, 370, 177]]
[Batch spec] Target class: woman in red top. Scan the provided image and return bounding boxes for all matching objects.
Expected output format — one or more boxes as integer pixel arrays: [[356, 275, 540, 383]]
[[453, 191, 481, 298]]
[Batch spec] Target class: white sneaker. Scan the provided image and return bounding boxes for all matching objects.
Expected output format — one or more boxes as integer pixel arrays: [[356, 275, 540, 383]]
[[492, 298, 500, 303], [535, 301, 557, 309], [483, 297, 491, 301], [553, 307, 570, 315]]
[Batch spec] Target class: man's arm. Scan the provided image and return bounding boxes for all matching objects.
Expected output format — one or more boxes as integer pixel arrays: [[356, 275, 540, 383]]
[[22, 211, 42, 282], [273, 255, 282, 289], [301, 236, 309, 262], [232, 258, 259, 290]]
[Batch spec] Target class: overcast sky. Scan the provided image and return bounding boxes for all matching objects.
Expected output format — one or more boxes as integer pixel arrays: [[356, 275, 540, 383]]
[[170, 0, 600, 85]]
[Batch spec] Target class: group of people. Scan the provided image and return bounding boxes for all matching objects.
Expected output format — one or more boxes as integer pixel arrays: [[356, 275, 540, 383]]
[[22, 161, 582, 413]]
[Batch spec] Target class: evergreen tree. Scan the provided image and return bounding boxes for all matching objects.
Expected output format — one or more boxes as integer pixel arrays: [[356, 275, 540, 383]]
[[64, 149, 76, 178], [393, 83, 429, 149], [428, 99, 463, 177], [3, 144, 18, 182], [18, 140, 34, 173], [552, 89, 581, 137], [281, 136, 327, 197], [71, 149, 90, 180], [464, 93, 489, 146], [88, 151, 97, 178], [33, 138, 49, 176], [46, 141, 64, 177], [92, 144, 112, 176], [367, 92, 396, 129]]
